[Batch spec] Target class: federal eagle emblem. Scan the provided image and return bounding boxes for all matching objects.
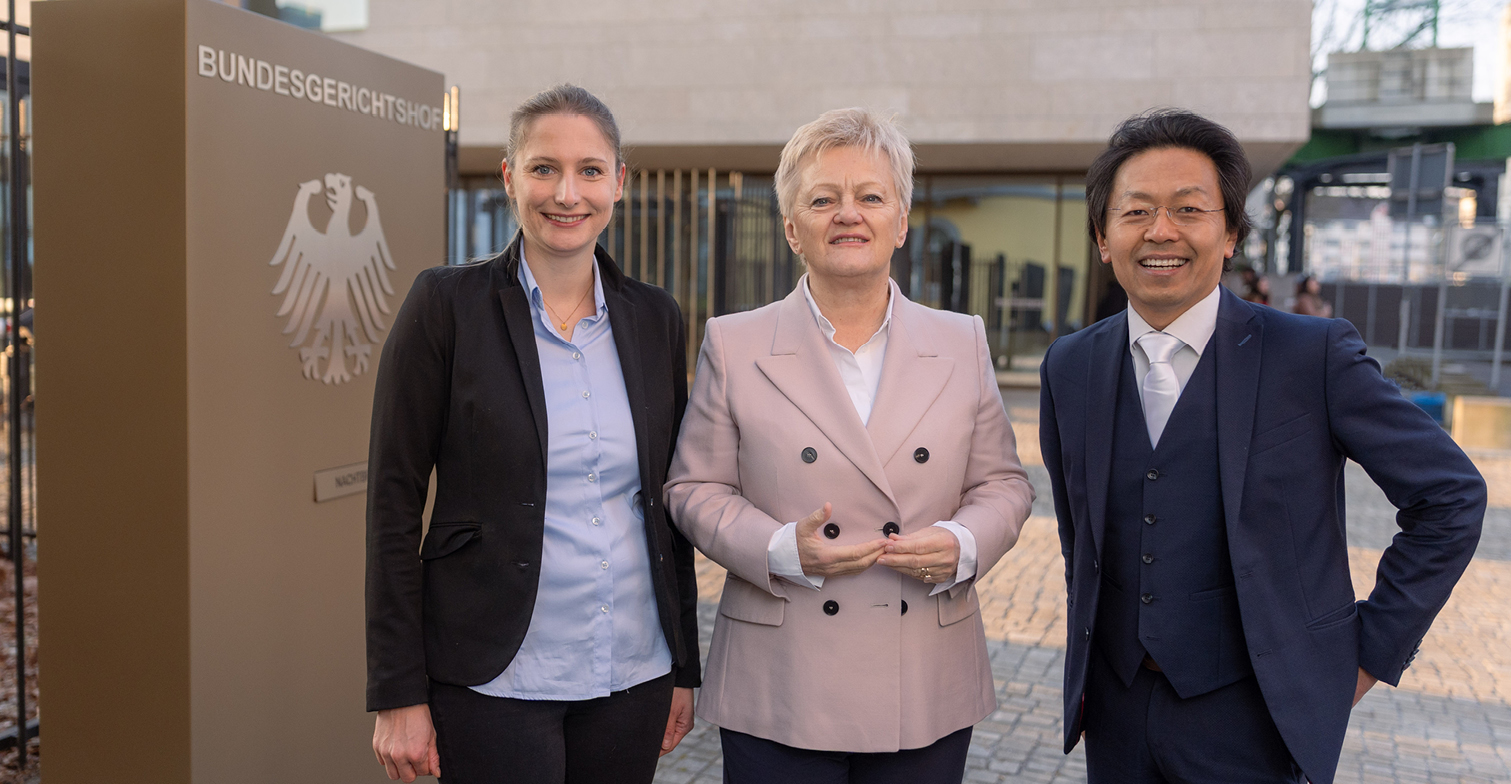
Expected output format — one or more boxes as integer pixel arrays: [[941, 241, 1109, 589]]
[[269, 174, 396, 385]]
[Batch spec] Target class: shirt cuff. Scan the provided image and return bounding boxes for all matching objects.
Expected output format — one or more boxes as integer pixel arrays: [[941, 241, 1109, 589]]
[[928, 521, 976, 596], [768, 522, 823, 590]]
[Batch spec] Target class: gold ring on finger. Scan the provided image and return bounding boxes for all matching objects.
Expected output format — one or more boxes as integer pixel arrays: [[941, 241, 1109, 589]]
[[919, 566, 931, 581]]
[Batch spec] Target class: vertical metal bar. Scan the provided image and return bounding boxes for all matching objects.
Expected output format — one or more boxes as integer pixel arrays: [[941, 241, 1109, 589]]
[[1366, 284, 1378, 344], [607, 174, 617, 265], [1403, 144, 1422, 283], [1399, 298, 1412, 355], [1048, 177, 1064, 341], [5, 0, 26, 765], [639, 170, 649, 283], [768, 187, 778, 304], [1431, 279, 1448, 386], [707, 169, 718, 318], [655, 170, 665, 289], [672, 170, 683, 306], [622, 174, 634, 277], [1492, 272, 1509, 389], [688, 168, 700, 369]]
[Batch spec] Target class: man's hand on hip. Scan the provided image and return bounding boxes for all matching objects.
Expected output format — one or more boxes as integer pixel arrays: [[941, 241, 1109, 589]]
[[1353, 668, 1379, 707]]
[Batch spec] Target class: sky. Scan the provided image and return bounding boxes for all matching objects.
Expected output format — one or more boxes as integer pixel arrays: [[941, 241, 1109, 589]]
[[1313, 0, 1510, 104]]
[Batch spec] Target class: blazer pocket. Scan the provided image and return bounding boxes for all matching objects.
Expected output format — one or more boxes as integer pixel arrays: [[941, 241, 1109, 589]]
[[1249, 412, 1316, 457], [938, 586, 980, 627], [717, 574, 786, 627], [1305, 601, 1359, 631], [1189, 584, 1236, 601], [419, 522, 482, 560]]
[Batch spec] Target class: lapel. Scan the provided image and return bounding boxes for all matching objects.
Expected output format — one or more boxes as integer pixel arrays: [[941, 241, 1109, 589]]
[[1213, 288, 1262, 541], [495, 237, 551, 471], [600, 249, 654, 494], [754, 283, 895, 505], [866, 294, 954, 471], [1084, 310, 1126, 557]]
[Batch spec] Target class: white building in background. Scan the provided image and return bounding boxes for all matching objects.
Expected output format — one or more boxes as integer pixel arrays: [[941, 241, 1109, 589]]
[[315, 0, 1313, 346]]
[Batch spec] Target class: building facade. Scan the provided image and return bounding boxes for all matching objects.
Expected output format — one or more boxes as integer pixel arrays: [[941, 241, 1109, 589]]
[[334, 0, 1312, 356]]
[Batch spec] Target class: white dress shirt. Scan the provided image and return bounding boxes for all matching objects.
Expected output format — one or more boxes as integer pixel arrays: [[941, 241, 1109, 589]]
[[766, 277, 977, 596], [1126, 284, 1222, 407]]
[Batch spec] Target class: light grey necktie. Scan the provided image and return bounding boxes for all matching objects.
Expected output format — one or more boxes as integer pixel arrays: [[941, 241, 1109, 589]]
[[1137, 331, 1185, 448]]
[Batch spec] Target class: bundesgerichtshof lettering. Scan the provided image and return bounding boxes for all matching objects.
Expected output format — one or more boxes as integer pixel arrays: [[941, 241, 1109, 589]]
[[196, 45, 442, 131]]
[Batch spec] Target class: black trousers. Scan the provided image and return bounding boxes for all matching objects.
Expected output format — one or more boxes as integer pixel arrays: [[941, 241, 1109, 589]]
[[1083, 647, 1303, 784], [720, 726, 972, 784], [428, 672, 674, 784]]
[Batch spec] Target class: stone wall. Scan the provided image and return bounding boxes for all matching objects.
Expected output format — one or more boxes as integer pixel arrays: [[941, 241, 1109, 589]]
[[335, 0, 1313, 175]]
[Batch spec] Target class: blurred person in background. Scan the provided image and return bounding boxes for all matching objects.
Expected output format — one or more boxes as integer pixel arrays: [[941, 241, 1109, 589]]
[[1239, 267, 1270, 306], [1293, 274, 1332, 318], [366, 84, 699, 784], [1040, 109, 1484, 784], [665, 107, 1035, 784]]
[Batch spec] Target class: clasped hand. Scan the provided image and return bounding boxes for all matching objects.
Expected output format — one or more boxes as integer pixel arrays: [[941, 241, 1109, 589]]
[[796, 503, 959, 584]]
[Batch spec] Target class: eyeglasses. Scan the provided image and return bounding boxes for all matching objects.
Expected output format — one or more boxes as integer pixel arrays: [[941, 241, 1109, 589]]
[[1108, 204, 1225, 229]]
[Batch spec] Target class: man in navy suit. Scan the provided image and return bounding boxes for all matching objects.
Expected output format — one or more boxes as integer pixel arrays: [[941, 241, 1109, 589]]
[[1040, 109, 1486, 784]]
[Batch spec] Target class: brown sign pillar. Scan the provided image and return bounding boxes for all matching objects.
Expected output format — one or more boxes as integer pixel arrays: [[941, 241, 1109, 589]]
[[34, 1, 443, 781]]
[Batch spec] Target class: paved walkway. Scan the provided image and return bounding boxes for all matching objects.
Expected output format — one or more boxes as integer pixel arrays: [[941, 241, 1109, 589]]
[[655, 389, 1511, 784]]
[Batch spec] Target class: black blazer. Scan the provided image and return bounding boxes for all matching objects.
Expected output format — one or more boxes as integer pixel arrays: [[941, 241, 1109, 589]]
[[1040, 289, 1485, 784], [365, 237, 700, 711]]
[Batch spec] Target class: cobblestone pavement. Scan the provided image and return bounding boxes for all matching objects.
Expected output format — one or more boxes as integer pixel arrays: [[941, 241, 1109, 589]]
[[655, 389, 1511, 783]]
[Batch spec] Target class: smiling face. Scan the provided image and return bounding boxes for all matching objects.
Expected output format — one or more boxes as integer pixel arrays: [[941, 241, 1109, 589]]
[[783, 145, 908, 287], [502, 113, 624, 263], [1097, 147, 1237, 329]]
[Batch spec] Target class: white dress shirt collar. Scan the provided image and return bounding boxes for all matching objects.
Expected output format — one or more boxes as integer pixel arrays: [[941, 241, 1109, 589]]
[[801, 274, 895, 350], [1126, 283, 1222, 357]]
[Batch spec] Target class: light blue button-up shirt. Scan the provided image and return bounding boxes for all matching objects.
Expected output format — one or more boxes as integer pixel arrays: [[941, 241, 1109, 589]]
[[469, 252, 671, 700]]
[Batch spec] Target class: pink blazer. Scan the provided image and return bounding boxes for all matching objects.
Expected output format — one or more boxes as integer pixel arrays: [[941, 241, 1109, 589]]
[[665, 282, 1035, 752]]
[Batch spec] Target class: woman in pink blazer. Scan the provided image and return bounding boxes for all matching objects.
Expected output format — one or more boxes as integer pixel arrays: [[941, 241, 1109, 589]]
[[664, 108, 1035, 783]]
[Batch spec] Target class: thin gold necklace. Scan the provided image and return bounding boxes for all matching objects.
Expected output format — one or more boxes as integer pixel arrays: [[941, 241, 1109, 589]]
[[542, 284, 593, 333]]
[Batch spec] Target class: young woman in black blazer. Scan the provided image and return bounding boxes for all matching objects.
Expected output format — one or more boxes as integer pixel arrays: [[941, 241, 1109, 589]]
[[366, 85, 699, 784]]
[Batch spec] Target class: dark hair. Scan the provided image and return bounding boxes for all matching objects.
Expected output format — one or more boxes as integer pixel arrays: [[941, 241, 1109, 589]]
[[1085, 109, 1252, 271], [1296, 274, 1316, 296], [504, 84, 623, 171]]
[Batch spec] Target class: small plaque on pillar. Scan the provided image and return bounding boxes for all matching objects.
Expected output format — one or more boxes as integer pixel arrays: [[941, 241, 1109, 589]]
[[314, 462, 367, 502]]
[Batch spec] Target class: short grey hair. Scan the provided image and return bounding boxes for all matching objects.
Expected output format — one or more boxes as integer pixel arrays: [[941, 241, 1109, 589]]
[[504, 84, 623, 171], [774, 108, 915, 218]]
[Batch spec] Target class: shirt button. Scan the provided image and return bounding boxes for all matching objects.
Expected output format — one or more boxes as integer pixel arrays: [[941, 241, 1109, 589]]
[[600, 605, 609, 613], [1146, 469, 1160, 481], [589, 431, 598, 440], [600, 560, 609, 570], [591, 516, 601, 526], [572, 352, 581, 360], [1142, 554, 1154, 564], [1141, 593, 1154, 604], [587, 473, 596, 482], [1144, 514, 1157, 525], [582, 390, 591, 399]]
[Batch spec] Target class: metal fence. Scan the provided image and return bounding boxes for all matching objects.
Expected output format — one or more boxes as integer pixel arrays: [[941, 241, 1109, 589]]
[[448, 170, 1073, 370], [0, 3, 35, 770], [1304, 215, 1511, 386]]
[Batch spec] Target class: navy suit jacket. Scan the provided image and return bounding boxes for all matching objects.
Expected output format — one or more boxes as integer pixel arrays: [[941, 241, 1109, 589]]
[[1040, 288, 1485, 784]]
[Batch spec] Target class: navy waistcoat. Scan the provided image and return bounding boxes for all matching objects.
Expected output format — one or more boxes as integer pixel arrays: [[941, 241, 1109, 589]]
[[1093, 339, 1253, 699]]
